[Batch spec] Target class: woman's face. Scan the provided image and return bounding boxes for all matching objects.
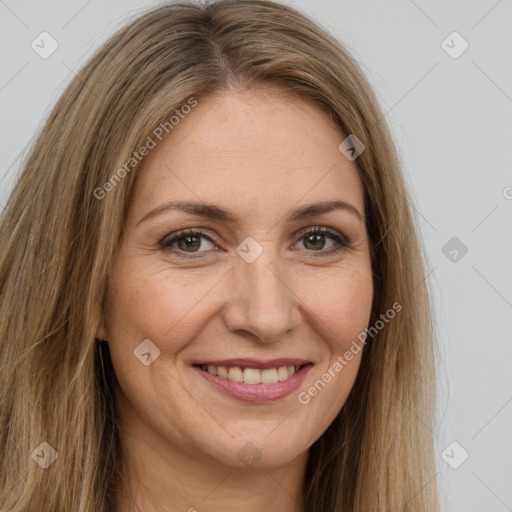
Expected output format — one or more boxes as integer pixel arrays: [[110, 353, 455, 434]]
[[103, 87, 373, 470]]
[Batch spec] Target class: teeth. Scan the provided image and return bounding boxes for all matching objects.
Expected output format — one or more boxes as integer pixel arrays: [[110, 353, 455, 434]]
[[243, 368, 261, 384], [261, 368, 278, 383], [202, 364, 300, 384], [277, 366, 289, 381], [228, 367, 243, 382]]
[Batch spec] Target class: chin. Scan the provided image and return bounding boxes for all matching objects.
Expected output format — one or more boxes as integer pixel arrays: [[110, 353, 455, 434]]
[[193, 423, 312, 470]]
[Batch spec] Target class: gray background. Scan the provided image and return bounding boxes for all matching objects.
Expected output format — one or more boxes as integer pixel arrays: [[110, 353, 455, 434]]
[[1, 1, 511, 510]]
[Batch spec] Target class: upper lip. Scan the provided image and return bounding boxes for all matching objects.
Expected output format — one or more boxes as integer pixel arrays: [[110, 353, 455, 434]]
[[192, 358, 312, 369]]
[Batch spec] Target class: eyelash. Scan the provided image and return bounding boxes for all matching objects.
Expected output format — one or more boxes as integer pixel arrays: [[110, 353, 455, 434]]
[[160, 226, 351, 259]]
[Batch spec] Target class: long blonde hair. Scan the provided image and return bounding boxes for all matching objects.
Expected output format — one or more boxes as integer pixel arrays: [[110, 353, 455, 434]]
[[0, 1, 439, 510]]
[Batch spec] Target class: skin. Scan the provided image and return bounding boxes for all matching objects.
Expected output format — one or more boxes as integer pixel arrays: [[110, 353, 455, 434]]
[[100, 86, 374, 512]]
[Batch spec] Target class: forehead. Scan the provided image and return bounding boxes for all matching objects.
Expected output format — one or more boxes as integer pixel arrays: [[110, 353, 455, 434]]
[[129, 87, 364, 225]]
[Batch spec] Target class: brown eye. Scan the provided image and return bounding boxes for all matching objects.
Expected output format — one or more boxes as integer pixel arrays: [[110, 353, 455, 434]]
[[302, 232, 330, 251], [161, 229, 215, 257], [294, 227, 350, 256], [161, 226, 350, 260], [177, 234, 202, 252]]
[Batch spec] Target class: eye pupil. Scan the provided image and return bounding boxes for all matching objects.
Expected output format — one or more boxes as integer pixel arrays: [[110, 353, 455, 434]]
[[304, 234, 325, 250], [179, 236, 200, 251]]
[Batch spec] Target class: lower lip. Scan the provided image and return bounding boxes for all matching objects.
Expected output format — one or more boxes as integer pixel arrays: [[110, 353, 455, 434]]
[[193, 365, 313, 403]]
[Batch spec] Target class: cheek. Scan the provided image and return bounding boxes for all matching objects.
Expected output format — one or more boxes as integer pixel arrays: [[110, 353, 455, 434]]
[[299, 262, 372, 404], [106, 251, 373, 354], [105, 262, 222, 357], [303, 261, 373, 347]]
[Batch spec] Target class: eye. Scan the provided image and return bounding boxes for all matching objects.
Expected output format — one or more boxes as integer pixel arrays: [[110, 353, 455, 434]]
[[161, 226, 350, 259], [293, 226, 350, 256], [160, 229, 215, 258]]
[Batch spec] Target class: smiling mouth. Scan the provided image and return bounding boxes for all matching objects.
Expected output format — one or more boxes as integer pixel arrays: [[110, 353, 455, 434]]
[[196, 364, 308, 384], [192, 360, 313, 402]]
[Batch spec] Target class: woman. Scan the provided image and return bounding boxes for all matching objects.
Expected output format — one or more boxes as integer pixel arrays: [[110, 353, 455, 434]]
[[0, 1, 439, 510]]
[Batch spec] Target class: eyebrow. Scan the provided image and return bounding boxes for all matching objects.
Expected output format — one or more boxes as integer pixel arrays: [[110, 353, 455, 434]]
[[137, 199, 364, 226]]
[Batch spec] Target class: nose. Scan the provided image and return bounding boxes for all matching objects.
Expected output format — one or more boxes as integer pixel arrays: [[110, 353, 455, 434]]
[[221, 248, 301, 344]]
